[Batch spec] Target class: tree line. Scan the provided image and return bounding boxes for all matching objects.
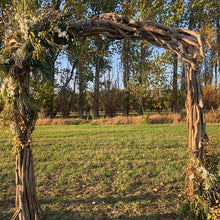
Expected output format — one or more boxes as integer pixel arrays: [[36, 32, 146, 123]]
[[0, 0, 220, 119]]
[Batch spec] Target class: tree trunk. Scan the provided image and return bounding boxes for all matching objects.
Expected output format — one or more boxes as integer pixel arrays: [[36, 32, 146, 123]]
[[47, 50, 58, 118], [11, 72, 43, 220], [172, 53, 179, 112], [60, 88, 70, 119], [216, 16, 220, 103], [214, 59, 218, 92], [137, 100, 144, 115], [122, 39, 130, 116], [217, 10, 220, 85], [78, 64, 85, 119], [93, 55, 100, 119], [138, 42, 145, 116], [14, 138, 43, 220], [179, 64, 186, 112]]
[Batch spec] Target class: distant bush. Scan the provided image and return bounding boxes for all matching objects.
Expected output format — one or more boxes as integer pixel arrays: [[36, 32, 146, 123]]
[[147, 113, 181, 124], [202, 86, 219, 111], [36, 114, 182, 126], [36, 118, 89, 126], [91, 116, 143, 125], [206, 111, 220, 123], [35, 111, 220, 126]]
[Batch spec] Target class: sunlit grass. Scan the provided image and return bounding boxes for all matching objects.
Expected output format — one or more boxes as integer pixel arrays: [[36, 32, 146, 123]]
[[0, 124, 219, 219]]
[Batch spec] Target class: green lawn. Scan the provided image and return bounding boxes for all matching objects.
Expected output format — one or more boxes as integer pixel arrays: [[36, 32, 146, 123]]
[[0, 124, 219, 219]]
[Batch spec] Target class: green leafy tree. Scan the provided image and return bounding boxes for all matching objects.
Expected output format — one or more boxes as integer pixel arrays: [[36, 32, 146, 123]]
[[128, 49, 167, 113], [75, 43, 93, 119], [31, 77, 55, 118], [120, 0, 138, 116], [186, 0, 219, 88], [85, 0, 120, 118], [127, 0, 170, 114]]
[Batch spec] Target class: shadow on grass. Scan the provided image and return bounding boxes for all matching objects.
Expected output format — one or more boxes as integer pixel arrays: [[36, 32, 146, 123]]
[[40, 193, 179, 220], [42, 212, 178, 220], [0, 200, 15, 220]]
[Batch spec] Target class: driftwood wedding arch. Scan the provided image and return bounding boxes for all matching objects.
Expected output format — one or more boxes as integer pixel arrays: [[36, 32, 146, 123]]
[[1, 10, 213, 219]]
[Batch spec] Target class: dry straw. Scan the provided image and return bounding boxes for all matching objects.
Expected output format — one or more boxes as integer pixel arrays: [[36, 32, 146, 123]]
[[35, 113, 186, 126]]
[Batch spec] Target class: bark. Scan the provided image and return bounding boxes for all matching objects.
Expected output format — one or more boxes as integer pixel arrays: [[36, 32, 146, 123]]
[[60, 88, 70, 119], [184, 62, 210, 205], [12, 72, 43, 220], [217, 10, 220, 84], [78, 67, 84, 119], [122, 39, 130, 116], [93, 43, 101, 119], [138, 42, 145, 116], [14, 143, 43, 220], [185, 63, 207, 158], [137, 100, 144, 115], [172, 53, 179, 112], [179, 64, 186, 111]]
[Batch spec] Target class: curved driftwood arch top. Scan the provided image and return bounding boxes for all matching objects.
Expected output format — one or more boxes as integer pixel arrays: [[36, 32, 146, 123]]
[[74, 13, 207, 69], [72, 13, 208, 154]]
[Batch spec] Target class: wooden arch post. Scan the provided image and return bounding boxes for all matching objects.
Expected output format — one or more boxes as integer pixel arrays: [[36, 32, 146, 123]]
[[185, 63, 207, 157]]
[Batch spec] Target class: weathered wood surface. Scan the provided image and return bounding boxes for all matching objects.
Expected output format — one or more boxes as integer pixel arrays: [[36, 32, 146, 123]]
[[71, 13, 208, 71]]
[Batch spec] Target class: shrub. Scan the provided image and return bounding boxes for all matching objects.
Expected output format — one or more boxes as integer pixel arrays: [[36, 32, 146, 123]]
[[147, 113, 181, 124], [206, 111, 220, 123], [92, 116, 143, 125], [36, 118, 89, 126], [202, 86, 219, 111], [182, 153, 220, 219]]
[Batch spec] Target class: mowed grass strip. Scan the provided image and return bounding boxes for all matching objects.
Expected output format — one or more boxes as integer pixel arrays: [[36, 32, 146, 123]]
[[0, 124, 219, 219]]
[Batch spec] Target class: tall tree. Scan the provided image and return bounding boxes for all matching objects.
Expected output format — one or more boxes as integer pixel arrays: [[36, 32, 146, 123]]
[[75, 42, 93, 119], [166, 0, 186, 112], [120, 0, 138, 116], [121, 38, 131, 116], [130, 0, 168, 113], [128, 47, 167, 113], [186, 0, 217, 86], [86, 0, 119, 118], [57, 67, 76, 118], [31, 49, 59, 118]]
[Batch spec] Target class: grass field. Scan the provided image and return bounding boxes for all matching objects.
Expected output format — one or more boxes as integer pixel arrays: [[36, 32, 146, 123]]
[[0, 124, 219, 219]]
